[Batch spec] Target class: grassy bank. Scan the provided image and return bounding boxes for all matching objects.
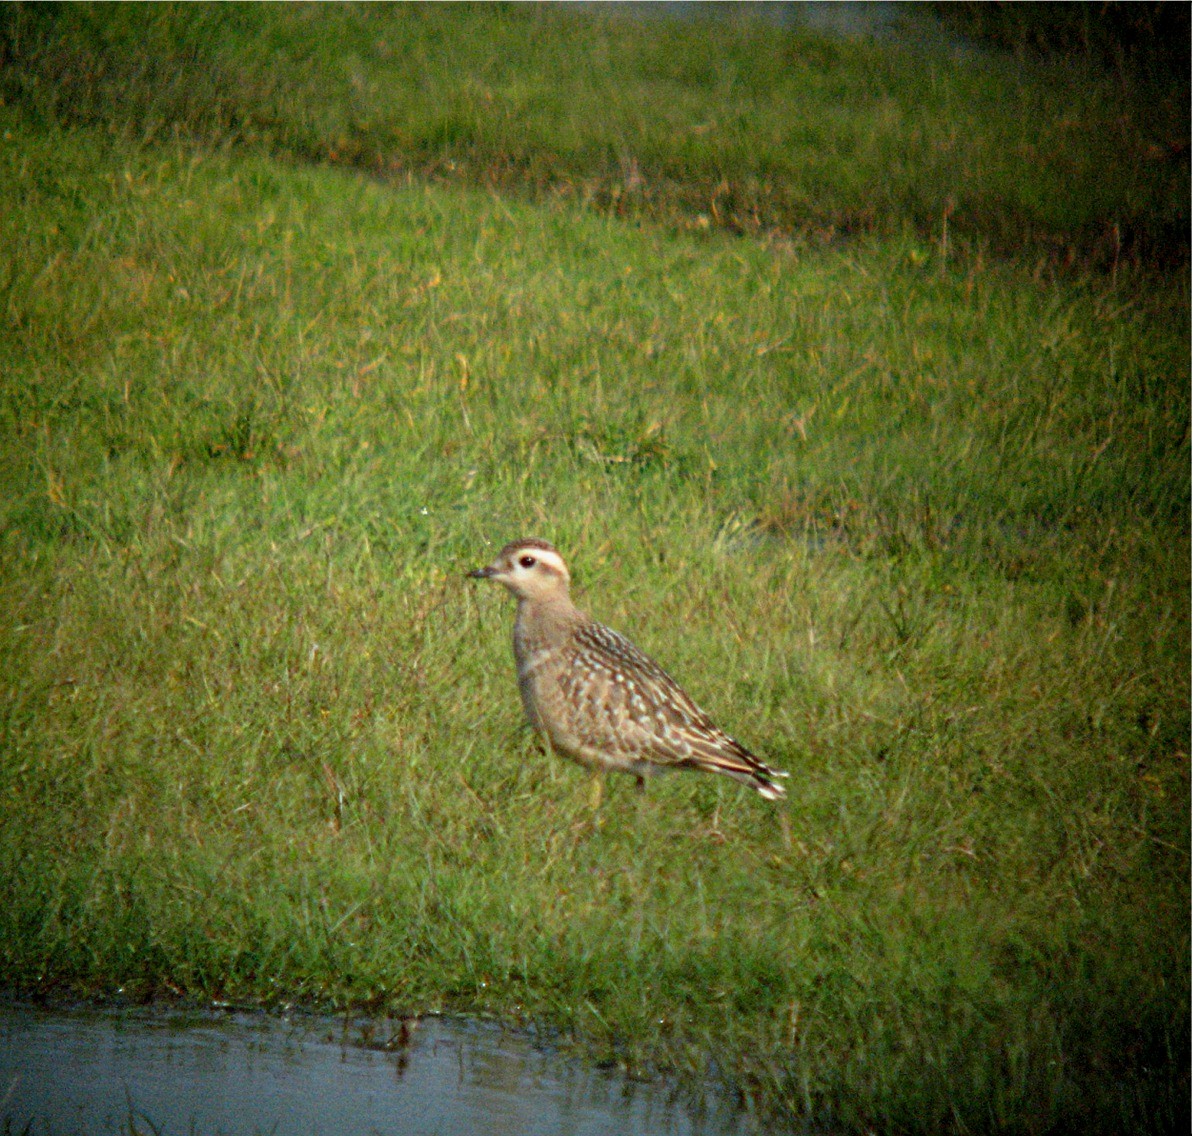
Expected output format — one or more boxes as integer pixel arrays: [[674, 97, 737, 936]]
[[1, 6, 1189, 1134], [1, 2, 1187, 267]]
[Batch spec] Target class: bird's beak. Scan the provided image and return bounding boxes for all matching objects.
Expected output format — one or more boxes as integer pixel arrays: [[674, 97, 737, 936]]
[[467, 565, 496, 579]]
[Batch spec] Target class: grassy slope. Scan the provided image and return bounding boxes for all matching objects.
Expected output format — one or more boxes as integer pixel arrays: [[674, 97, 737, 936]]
[[0, 7, 1189, 1134], [2, 3, 1187, 263]]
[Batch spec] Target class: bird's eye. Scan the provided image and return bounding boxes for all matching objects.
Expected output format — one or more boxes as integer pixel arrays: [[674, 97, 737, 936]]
[[519, 555, 537, 569]]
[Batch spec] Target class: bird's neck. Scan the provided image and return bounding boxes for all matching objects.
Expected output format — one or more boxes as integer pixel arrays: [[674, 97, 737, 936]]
[[514, 592, 580, 656]]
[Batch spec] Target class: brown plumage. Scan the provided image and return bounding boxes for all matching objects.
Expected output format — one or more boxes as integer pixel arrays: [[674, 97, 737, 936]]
[[468, 538, 788, 800]]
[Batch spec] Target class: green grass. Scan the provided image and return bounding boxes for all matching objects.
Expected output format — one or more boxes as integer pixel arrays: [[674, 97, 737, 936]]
[[2, 3, 1187, 266], [0, 6, 1189, 1134]]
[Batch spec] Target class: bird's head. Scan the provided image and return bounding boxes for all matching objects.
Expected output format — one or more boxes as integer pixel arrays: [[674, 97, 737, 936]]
[[468, 538, 571, 602]]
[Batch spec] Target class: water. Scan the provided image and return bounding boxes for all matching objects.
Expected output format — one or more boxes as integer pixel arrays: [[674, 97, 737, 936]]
[[578, 2, 979, 57], [588, 1, 904, 37], [0, 1001, 756, 1136]]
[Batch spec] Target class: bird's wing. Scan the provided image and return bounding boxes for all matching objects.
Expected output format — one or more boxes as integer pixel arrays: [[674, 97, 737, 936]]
[[563, 621, 766, 775]]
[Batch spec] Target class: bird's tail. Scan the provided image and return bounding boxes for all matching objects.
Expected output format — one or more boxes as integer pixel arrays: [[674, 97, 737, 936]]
[[686, 735, 789, 800], [750, 766, 788, 801]]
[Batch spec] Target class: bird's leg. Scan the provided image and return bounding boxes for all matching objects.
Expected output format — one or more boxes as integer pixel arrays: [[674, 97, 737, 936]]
[[522, 723, 547, 755], [634, 774, 646, 793], [588, 773, 604, 810]]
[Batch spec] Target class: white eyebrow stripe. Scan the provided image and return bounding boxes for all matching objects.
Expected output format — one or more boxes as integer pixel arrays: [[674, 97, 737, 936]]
[[528, 549, 568, 575]]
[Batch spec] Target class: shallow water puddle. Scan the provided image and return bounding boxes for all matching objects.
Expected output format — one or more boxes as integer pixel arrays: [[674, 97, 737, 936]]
[[0, 1002, 755, 1135]]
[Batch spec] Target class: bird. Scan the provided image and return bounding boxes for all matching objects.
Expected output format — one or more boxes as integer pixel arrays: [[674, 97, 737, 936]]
[[467, 538, 788, 801]]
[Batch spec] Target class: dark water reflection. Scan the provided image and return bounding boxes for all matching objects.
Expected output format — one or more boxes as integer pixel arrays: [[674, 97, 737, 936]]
[[1, 1002, 758, 1135]]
